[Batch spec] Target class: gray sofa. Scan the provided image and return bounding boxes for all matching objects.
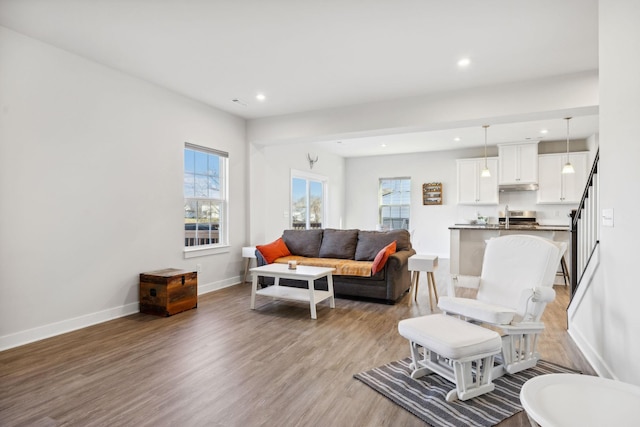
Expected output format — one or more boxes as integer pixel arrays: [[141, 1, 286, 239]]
[[256, 228, 415, 304]]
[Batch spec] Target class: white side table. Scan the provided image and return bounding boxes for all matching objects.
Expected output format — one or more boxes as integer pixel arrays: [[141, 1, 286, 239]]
[[242, 246, 257, 283], [407, 254, 438, 310], [520, 373, 640, 427]]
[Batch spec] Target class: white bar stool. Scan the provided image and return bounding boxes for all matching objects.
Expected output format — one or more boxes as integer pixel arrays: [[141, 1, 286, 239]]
[[242, 246, 257, 283], [408, 254, 438, 309], [558, 255, 570, 286]]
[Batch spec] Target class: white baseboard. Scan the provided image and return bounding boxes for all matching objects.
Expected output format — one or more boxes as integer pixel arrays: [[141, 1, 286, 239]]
[[0, 276, 242, 352], [568, 326, 616, 379], [199, 276, 242, 294], [565, 245, 612, 378], [0, 302, 139, 352]]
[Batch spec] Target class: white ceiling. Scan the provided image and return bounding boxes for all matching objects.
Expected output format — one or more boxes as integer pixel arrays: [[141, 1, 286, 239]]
[[315, 114, 600, 157], [0, 0, 599, 156]]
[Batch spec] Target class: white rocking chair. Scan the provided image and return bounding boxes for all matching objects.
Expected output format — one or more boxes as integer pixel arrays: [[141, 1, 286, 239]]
[[438, 234, 566, 379]]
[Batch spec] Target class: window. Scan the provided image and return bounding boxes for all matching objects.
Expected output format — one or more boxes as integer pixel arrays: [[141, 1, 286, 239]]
[[184, 144, 228, 248], [291, 171, 326, 229], [379, 177, 411, 230]]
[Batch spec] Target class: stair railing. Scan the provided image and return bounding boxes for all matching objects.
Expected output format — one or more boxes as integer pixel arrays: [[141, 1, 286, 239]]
[[570, 149, 599, 300]]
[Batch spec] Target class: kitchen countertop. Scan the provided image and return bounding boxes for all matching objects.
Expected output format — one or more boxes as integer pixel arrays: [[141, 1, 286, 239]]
[[449, 224, 570, 231], [449, 223, 571, 276]]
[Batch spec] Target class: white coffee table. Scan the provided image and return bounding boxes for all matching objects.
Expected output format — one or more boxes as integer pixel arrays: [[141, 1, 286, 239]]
[[250, 263, 336, 319], [520, 373, 640, 427]]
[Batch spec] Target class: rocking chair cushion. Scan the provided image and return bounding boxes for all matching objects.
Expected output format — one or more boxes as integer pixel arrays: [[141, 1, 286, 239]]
[[438, 296, 517, 325], [398, 314, 502, 360]]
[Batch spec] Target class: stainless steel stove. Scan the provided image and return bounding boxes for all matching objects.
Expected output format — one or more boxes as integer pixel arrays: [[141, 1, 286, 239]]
[[498, 210, 538, 228]]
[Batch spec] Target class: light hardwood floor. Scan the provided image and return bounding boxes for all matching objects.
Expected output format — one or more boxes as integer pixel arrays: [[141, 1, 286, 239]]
[[0, 260, 594, 427]]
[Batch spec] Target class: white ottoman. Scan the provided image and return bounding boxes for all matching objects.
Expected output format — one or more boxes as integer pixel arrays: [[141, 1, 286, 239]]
[[398, 314, 502, 402]]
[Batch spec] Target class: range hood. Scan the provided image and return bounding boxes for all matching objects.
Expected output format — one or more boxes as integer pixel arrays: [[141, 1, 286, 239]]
[[498, 183, 539, 192]]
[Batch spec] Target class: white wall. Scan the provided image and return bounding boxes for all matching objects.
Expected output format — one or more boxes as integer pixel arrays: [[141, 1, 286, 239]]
[[346, 149, 464, 257], [569, 0, 640, 385], [249, 142, 345, 246], [0, 27, 247, 350]]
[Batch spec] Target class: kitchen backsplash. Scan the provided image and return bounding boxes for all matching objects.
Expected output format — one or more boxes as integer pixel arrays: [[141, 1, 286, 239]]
[[455, 190, 574, 226]]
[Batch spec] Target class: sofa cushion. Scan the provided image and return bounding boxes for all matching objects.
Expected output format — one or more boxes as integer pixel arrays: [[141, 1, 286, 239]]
[[274, 256, 373, 277], [318, 229, 359, 259], [256, 237, 291, 264], [355, 229, 411, 261], [282, 229, 324, 257], [371, 241, 397, 274]]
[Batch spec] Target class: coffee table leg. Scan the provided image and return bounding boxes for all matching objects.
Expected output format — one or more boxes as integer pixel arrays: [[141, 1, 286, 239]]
[[308, 279, 317, 319], [327, 273, 335, 309]]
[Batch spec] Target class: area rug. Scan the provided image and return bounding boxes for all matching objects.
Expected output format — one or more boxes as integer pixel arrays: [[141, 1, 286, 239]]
[[354, 358, 578, 427]]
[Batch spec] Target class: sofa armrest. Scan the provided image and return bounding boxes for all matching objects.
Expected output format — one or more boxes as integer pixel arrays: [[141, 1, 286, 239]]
[[254, 250, 273, 287], [386, 249, 415, 271], [255, 249, 267, 267], [383, 249, 416, 301]]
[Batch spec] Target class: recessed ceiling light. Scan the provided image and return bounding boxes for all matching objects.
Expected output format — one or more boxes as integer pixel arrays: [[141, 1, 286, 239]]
[[381, 144, 387, 147], [540, 129, 549, 134], [454, 137, 461, 142], [457, 58, 471, 68], [256, 93, 266, 102]]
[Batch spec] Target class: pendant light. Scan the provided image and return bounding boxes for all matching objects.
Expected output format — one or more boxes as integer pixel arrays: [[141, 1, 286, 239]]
[[481, 125, 491, 177], [562, 117, 575, 174]]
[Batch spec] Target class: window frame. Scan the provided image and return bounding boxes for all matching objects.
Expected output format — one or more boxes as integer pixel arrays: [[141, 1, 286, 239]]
[[183, 143, 230, 258], [378, 177, 411, 230], [290, 169, 327, 230]]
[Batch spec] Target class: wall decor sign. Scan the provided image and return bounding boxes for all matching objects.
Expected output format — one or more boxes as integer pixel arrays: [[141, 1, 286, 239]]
[[423, 182, 443, 205]]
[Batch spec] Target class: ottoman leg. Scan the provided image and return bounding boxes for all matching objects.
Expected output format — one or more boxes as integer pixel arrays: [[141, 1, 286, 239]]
[[451, 355, 497, 402], [408, 341, 433, 378]]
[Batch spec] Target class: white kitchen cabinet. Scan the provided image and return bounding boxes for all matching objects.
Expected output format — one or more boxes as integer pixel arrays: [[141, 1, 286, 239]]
[[498, 142, 539, 184], [456, 157, 499, 204], [537, 152, 589, 204]]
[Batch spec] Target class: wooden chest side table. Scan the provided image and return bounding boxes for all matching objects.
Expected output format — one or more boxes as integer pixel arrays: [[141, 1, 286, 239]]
[[139, 268, 197, 316]]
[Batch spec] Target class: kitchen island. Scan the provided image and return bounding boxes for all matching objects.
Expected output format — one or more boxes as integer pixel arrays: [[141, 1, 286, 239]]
[[449, 224, 571, 276]]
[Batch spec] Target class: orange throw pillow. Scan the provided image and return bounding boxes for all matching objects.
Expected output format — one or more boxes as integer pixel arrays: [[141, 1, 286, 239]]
[[256, 237, 291, 264], [371, 241, 397, 274]]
